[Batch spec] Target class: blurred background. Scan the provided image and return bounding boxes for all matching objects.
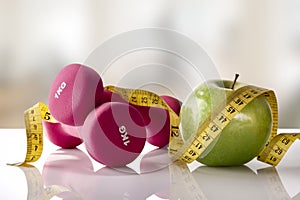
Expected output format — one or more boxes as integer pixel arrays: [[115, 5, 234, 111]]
[[1, 0, 300, 128]]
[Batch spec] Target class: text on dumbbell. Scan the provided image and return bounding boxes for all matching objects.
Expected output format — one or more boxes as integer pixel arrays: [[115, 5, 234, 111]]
[[119, 125, 130, 146], [54, 81, 67, 99]]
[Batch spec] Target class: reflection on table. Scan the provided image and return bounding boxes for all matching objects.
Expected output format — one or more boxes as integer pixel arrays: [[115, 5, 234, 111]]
[[12, 148, 300, 200]]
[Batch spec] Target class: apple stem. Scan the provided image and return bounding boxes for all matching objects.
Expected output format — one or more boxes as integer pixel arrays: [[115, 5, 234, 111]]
[[231, 74, 240, 90]]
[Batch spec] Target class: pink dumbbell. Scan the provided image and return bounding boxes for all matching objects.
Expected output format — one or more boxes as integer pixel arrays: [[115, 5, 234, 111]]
[[44, 102, 147, 167], [48, 63, 104, 126], [45, 63, 180, 166]]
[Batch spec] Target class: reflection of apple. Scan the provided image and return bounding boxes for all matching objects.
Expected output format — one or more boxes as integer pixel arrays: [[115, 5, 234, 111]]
[[180, 80, 272, 166], [193, 166, 268, 200]]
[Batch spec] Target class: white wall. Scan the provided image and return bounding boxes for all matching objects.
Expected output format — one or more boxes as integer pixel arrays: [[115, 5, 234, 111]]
[[0, 0, 299, 127]]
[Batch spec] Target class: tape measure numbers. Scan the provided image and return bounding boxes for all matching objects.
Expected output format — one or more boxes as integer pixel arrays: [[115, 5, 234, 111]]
[[19, 85, 300, 167], [22, 102, 56, 165]]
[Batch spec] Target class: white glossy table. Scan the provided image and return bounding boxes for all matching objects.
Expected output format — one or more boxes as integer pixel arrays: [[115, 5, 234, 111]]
[[1, 129, 300, 199]]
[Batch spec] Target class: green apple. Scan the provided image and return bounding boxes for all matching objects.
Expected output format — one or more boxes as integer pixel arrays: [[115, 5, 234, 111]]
[[180, 80, 272, 166]]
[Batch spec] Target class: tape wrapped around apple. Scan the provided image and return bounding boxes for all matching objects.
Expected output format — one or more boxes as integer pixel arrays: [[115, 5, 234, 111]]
[[180, 75, 272, 166]]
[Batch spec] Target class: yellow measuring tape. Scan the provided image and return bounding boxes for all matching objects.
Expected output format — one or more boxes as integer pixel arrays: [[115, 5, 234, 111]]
[[169, 85, 280, 164], [19, 84, 300, 166], [20, 102, 56, 165]]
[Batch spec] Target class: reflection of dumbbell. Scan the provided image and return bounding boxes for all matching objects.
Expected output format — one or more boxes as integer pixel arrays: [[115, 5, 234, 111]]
[[42, 148, 170, 199], [45, 63, 181, 167], [139, 148, 171, 199], [42, 149, 95, 200]]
